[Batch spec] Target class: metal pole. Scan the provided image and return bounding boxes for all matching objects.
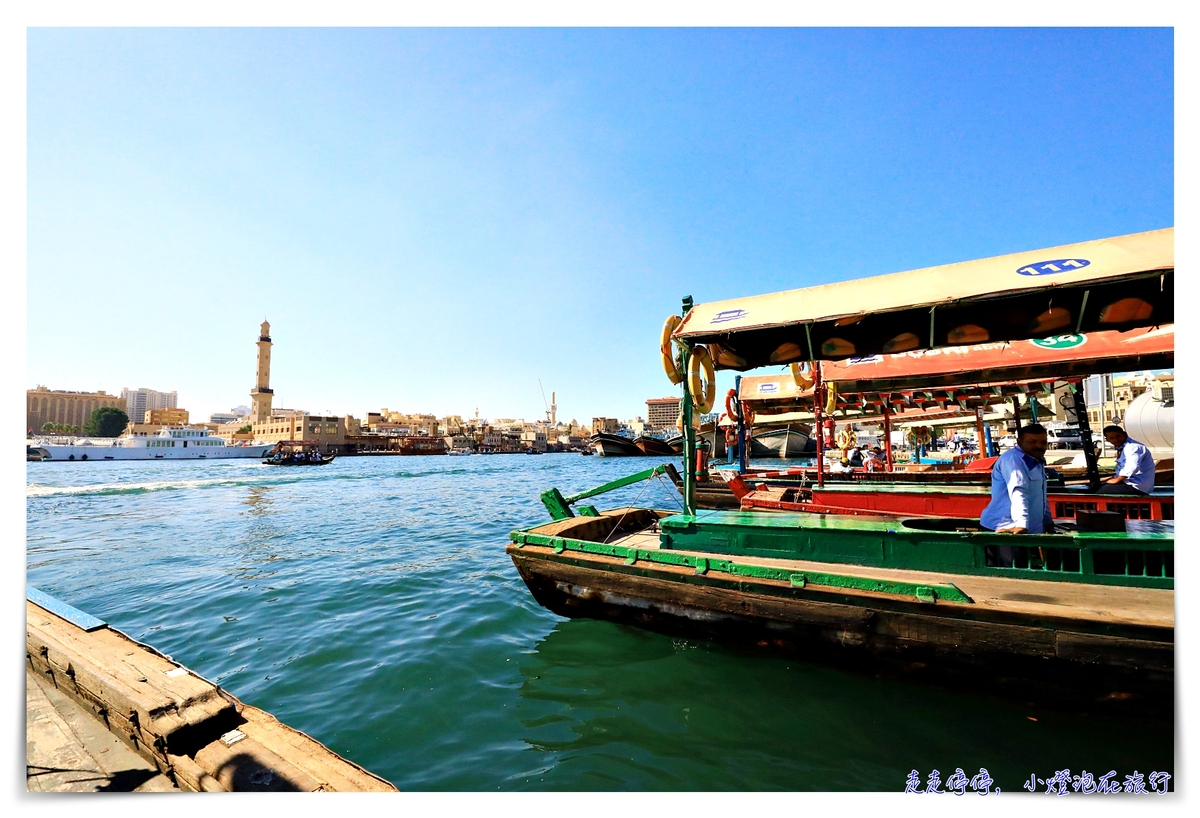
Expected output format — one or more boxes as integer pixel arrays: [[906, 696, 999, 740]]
[[1012, 395, 1023, 437], [680, 297, 696, 516], [812, 361, 825, 488], [1072, 378, 1101, 491], [882, 402, 894, 472], [735, 375, 748, 474]]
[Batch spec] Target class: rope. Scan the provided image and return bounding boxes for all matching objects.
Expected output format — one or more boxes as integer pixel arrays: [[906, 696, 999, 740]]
[[601, 471, 658, 545]]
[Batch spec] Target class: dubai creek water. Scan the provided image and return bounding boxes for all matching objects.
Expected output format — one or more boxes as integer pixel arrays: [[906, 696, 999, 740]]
[[27, 454, 1172, 792]]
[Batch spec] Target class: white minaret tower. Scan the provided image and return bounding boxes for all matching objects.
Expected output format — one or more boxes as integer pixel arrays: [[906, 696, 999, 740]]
[[550, 392, 557, 426], [250, 320, 274, 423]]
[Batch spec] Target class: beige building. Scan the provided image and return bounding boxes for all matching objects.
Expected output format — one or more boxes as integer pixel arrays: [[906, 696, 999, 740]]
[[646, 397, 682, 430], [27, 387, 124, 433], [145, 407, 190, 425], [252, 411, 346, 453], [591, 417, 619, 435]]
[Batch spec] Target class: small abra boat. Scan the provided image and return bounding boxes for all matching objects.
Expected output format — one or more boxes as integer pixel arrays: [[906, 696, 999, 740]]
[[263, 440, 335, 466], [509, 227, 1175, 705]]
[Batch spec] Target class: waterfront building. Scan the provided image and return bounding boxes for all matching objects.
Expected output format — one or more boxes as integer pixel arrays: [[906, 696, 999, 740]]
[[145, 408, 189, 425], [520, 429, 548, 453], [251, 410, 346, 453], [250, 321, 274, 423], [26, 387, 124, 433], [208, 412, 239, 425], [646, 397, 682, 430], [625, 417, 648, 436], [121, 388, 178, 427], [591, 418, 619, 435]]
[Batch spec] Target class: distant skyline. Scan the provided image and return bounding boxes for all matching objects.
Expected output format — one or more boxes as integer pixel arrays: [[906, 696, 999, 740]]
[[27, 28, 1173, 423]]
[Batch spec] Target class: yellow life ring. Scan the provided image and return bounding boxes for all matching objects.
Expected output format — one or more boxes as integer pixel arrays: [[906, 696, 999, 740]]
[[790, 361, 815, 391], [688, 345, 716, 414], [836, 427, 857, 450], [825, 382, 839, 414], [660, 315, 683, 385]]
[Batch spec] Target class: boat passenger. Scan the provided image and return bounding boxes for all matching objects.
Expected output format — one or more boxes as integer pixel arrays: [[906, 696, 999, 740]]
[[1099, 425, 1155, 495], [829, 458, 854, 473], [864, 446, 886, 472], [980, 423, 1054, 564]]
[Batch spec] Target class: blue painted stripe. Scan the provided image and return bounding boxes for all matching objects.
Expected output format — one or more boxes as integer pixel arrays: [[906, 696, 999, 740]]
[[27, 587, 107, 632]]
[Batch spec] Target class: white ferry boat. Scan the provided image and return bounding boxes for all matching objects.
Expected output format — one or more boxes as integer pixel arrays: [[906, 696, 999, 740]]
[[28, 427, 273, 462]]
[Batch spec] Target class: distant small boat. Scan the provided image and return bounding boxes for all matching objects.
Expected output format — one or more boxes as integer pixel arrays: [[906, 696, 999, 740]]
[[580, 448, 594, 456], [263, 440, 335, 466]]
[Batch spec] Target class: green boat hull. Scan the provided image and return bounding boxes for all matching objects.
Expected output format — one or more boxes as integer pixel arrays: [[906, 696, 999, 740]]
[[508, 508, 1173, 704]]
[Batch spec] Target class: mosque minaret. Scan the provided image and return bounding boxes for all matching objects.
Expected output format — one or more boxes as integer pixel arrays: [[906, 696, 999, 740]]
[[250, 320, 274, 423]]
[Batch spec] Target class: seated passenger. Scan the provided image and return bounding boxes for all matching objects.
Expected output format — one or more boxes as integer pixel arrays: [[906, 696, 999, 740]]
[[980, 423, 1055, 566], [1099, 425, 1155, 495]]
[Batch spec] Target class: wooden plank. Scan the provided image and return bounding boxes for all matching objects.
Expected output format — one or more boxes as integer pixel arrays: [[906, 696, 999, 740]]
[[26, 598, 398, 792], [233, 704, 397, 792]]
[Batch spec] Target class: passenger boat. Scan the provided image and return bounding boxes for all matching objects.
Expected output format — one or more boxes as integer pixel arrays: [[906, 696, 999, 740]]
[[509, 227, 1174, 698], [28, 427, 273, 461], [590, 433, 643, 457], [634, 435, 678, 456], [263, 440, 335, 466], [748, 426, 811, 458]]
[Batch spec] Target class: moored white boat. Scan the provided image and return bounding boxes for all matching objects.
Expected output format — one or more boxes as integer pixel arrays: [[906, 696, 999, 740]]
[[28, 427, 273, 461]]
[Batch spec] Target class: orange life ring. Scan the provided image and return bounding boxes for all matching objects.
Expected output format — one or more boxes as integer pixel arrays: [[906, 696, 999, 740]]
[[724, 388, 754, 426]]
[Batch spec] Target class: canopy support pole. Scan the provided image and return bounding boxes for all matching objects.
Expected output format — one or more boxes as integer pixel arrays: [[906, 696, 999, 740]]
[[881, 403, 894, 472], [813, 361, 825, 488], [1072, 378, 1101, 492], [1012, 396, 1023, 437], [975, 410, 987, 461], [680, 297, 696, 515], [735, 375, 748, 474]]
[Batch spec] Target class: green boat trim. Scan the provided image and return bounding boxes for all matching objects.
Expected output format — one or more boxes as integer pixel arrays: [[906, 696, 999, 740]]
[[511, 528, 974, 605]]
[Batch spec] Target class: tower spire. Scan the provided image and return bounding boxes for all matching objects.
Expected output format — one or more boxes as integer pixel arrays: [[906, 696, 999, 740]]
[[251, 319, 274, 423]]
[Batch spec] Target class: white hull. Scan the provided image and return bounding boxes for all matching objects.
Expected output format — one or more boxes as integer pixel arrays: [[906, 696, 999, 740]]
[[30, 440, 273, 461]]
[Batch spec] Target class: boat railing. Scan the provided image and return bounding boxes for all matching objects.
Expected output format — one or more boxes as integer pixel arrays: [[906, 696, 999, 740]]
[[540, 464, 682, 520]]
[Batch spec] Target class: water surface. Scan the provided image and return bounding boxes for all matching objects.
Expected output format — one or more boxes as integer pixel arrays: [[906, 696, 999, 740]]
[[27, 454, 1172, 791]]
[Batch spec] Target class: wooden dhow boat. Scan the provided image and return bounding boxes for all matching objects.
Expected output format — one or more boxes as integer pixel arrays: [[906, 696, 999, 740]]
[[509, 227, 1174, 700]]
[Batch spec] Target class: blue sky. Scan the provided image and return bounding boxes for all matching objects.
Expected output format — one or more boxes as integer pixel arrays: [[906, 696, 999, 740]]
[[26, 27, 1173, 425]]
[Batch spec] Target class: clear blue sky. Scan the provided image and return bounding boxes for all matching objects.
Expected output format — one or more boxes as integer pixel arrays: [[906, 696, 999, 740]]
[[27, 27, 1173, 425]]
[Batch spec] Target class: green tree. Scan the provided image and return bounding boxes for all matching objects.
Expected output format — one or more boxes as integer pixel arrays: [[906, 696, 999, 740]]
[[41, 421, 55, 433], [236, 424, 253, 434], [84, 406, 129, 437]]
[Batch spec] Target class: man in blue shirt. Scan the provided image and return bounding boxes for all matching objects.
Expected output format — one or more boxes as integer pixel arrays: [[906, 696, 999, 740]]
[[1099, 425, 1156, 495], [980, 423, 1054, 536]]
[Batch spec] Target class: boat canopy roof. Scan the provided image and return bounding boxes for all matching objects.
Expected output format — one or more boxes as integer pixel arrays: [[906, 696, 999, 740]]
[[675, 228, 1173, 370], [739, 324, 1172, 407]]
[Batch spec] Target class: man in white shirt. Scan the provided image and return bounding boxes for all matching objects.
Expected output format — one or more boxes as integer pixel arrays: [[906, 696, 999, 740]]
[[1099, 425, 1156, 495], [980, 423, 1054, 535]]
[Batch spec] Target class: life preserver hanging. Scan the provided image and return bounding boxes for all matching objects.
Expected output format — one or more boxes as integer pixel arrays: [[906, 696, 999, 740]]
[[836, 427, 857, 450], [660, 315, 683, 385], [825, 382, 839, 414], [790, 361, 815, 390], [724, 389, 755, 427], [688, 345, 716, 414]]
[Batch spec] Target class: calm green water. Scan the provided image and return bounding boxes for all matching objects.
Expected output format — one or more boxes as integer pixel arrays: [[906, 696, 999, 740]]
[[26, 454, 1172, 791]]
